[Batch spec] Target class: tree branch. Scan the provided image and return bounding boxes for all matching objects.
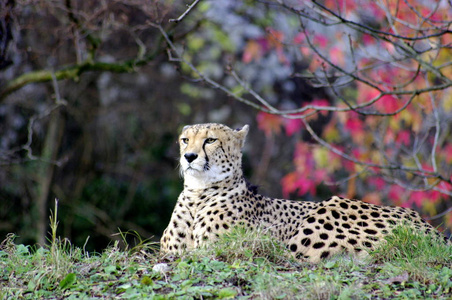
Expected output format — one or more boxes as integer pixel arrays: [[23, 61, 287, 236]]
[[169, 0, 202, 23], [0, 55, 159, 101]]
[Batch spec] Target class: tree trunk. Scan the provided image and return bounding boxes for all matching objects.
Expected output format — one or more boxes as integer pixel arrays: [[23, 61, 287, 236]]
[[35, 109, 64, 246]]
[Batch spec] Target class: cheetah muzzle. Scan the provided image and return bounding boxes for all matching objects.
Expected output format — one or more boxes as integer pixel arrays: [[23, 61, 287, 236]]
[[160, 123, 449, 262]]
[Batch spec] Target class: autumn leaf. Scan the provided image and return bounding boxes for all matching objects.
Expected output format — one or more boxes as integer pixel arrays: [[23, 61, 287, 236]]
[[267, 28, 284, 49], [438, 180, 452, 194], [281, 172, 316, 197], [322, 120, 340, 143], [313, 34, 328, 49], [242, 40, 262, 63], [284, 118, 303, 136], [256, 112, 283, 136], [311, 98, 330, 116], [345, 116, 365, 143], [376, 95, 402, 114], [396, 130, 411, 146], [266, 29, 288, 63], [326, 0, 357, 12], [362, 34, 375, 46], [408, 191, 427, 208], [428, 190, 442, 204], [313, 147, 330, 169], [281, 172, 298, 197]]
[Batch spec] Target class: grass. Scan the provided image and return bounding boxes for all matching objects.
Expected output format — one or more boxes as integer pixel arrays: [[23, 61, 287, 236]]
[[1, 203, 451, 299]]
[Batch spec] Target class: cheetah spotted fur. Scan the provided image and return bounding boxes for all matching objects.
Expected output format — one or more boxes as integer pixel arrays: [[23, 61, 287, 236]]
[[160, 123, 448, 262]]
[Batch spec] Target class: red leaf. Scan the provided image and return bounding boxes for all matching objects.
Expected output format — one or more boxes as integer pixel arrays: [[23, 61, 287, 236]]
[[242, 40, 262, 63], [281, 172, 298, 198], [345, 117, 364, 136], [284, 118, 303, 136], [281, 172, 316, 197], [438, 180, 452, 193], [293, 32, 305, 44], [256, 112, 283, 136], [313, 169, 328, 184], [311, 98, 330, 116], [421, 163, 434, 173], [396, 130, 411, 146], [368, 177, 386, 190], [300, 46, 312, 57], [428, 190, 442, 204], [313, 34, 328, 49], [266, 28, 288, 64], [295, 177, 316, 196], [362, 34, 375, 46], [388, 185, 405, 206], [376, 94, 402, 113], [267, 28, 284, 49], [410, 191, 427, 207]]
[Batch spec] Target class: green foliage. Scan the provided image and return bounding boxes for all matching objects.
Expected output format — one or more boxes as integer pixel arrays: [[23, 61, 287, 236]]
[[2, 201, 445, 299], [199, 225, 296, 265], [59, 273, 77, 290], [115, 228, 160, 255], [1, 227, 451, 299], [372, 225, 452, 266], [370, 224, 452, 292]]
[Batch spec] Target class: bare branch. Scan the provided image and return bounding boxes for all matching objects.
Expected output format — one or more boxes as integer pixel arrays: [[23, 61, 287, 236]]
[[20, 71, 67, 166], [428, 78, 441, 174], [308, 0, 452, 41], [169, 0, 202, 23], [229, 69, 280, 113], [426, 206, 452, 221], [324, 167, 369, 186]]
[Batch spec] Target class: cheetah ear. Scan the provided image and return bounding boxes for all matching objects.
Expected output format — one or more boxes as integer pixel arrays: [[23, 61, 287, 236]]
[[235, 125, 249, 148], [182, 125, 191, 133]]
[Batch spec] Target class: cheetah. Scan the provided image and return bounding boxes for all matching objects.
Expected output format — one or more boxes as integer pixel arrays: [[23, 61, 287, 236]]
[[160, 123, 449, 262]]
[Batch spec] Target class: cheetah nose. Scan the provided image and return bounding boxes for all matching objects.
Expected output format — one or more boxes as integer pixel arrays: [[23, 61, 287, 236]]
[[184, 153, 198, 163]]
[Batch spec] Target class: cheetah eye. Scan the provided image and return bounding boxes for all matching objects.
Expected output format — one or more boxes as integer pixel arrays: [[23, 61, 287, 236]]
[[205, 138, 217, 144], [180, 138, 189, 144]]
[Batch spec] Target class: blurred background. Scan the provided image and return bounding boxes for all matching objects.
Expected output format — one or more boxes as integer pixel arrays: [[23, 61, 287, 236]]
[[1, 0, 451, 251], [0, 0, 297, 251]]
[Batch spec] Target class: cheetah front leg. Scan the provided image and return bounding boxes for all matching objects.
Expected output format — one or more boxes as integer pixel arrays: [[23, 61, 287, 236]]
[[160, 193, 195, 254]]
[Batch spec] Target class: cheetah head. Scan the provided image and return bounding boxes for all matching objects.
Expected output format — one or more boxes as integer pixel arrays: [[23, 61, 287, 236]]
[[179, 123, 249, 188]]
